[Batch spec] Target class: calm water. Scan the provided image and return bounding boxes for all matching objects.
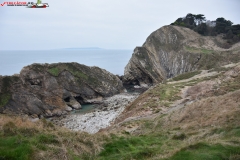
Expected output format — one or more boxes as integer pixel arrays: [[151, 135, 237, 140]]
[[71, 104, 96, 114], [0, 49, 132, 76]]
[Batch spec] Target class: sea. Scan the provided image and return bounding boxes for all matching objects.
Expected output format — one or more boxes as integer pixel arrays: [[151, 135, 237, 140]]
[[0, 49, 133, 76]]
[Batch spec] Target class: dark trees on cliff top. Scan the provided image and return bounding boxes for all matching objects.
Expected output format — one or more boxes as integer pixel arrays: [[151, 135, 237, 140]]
[[171, 13, 240, 46]]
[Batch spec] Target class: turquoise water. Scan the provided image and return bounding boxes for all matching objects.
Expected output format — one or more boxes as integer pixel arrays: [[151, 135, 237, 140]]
[[71, 104, 96, 114], [0, 49, 132, 76]]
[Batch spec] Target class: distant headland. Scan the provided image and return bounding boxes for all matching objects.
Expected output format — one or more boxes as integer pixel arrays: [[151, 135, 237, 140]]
[[63, 47, 103, 50]]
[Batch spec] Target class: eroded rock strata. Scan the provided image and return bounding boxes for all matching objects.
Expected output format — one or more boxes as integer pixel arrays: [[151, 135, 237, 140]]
[[124, 25, 240, 86], [0, 63, 124, 117]]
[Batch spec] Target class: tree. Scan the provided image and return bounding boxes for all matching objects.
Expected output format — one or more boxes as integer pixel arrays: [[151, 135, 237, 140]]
[[170, 14, 239, 45], [196, 23, 208, 35], [195, 14, 206, 25], [233, 35, 240, 42], [231, 25, 240, 35], [225, 30, 233, 39], [215, 17, 233, 34], [184, 13, 196, 26]]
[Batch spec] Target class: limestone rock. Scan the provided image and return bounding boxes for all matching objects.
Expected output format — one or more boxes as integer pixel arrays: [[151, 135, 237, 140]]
[[66, 97, 81, 109], [124, 25, 240, 85], [0, 63, 124, 117], [65, 106, 72, 112]]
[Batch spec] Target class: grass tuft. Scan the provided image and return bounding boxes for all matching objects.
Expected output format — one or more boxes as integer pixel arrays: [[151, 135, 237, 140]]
[[0, 115, 104, 160], [98, 134, 167, 160], [172, 71, 201, 81], [168, 143, 240, 160], [0, 136, 33, 160], [3, 121, 17, 136], [185, 46, 213, 54], [48, 67, 60, 76]]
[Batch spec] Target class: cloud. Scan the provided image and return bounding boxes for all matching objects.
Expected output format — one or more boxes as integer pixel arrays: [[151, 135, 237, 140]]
[[0, 0, 239, 50]]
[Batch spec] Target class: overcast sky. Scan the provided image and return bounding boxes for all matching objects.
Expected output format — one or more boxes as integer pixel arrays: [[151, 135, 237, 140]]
[[0, 0, 240, 50]]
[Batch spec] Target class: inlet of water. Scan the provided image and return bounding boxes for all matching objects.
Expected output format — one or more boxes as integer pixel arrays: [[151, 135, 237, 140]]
[[70, 104, 97, 114]]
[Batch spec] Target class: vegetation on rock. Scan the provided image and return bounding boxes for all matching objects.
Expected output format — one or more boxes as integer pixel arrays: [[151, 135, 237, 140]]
[[171, 13, 240, 48], [0, 76, 19, 108], [0, 62, 123, 116], [48, 67, 60, 76], [172, 70, 201, 81]]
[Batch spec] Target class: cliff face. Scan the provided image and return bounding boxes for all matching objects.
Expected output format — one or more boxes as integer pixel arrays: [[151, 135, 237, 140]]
[[0, 63, 123, 117], [124, 25, 240, 85]]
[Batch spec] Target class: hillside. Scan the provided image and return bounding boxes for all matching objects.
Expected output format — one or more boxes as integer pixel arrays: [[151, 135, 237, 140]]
[[1, 62, 240, 159], [123, 25, 240, 86], [104, 62, 240, 159]]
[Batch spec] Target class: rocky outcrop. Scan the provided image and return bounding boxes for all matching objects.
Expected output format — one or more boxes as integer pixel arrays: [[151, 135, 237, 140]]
[[0, 63, 124, 117], [124, 25, 240, 86]]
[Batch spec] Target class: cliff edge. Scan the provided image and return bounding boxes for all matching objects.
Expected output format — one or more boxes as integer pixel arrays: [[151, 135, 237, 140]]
[[124, 25, 240, 86]]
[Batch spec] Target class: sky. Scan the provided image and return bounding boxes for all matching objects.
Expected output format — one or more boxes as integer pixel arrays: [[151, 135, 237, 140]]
[[0, 0, 240, 50]]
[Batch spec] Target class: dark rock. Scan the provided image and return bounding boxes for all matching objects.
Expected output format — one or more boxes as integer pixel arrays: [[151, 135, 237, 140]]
[[31, 114, 38, 119], [103, 102, 108, 107], [0, 63, 124, 116], [103, 108, 108, 111]]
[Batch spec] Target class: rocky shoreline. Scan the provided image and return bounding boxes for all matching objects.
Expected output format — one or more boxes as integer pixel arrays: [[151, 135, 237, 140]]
[[49, 92, 139, 134], [0, 63, 124, 117]]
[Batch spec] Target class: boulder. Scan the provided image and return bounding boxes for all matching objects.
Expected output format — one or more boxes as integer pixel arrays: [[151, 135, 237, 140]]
[[65, 106, 72, 112], [66, 97, 81, 109]]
